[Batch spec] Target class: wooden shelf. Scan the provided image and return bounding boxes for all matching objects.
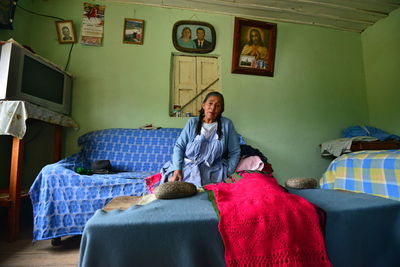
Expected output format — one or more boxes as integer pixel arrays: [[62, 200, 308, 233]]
[[0, 190, 29, 207], [1, 124, 62, 242], [0, 101, 76, 242]]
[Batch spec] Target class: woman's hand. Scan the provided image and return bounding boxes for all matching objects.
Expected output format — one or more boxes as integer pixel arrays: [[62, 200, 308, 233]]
[[169, 170, 183, 182]]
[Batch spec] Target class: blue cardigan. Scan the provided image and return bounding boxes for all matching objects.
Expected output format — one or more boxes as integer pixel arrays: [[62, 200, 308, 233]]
[[172, 116, 241, 176]]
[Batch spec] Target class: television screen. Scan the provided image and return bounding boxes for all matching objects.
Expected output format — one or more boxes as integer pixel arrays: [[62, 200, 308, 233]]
[[21, 55, 64, 104], [0, 0, 17, 30]]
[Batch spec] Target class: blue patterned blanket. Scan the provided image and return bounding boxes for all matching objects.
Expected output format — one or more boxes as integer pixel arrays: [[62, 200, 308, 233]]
[[29, 128, 182, 241]]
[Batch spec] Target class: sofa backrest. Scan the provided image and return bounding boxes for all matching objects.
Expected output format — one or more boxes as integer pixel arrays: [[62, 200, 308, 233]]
[[77, 128, 182, 172]]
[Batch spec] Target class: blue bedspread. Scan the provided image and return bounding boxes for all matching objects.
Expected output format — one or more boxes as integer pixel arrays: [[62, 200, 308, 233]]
[[80, 192, 225, 267], [79, 189, 400, 267], [293, 189, 400, 267], [29, 128, 182, 241], [29, 156, 153, 241]]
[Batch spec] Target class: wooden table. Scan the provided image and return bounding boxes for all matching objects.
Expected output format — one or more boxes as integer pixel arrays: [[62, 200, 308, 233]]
[[0, 101, 78, 241]]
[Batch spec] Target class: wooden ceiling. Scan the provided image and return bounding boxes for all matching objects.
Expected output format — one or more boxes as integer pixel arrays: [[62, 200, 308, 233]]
[[115, 0, 400, 32]]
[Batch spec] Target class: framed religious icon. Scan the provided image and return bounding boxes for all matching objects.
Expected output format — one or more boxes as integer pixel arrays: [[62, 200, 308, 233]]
[[231, 17, 277, 77], [123, 18, 145, 45], [172, 20, 216, 54], [55, 20, 77, 44]]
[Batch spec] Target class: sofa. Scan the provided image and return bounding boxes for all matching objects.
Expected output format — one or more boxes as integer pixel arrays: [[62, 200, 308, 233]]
[[29, 128, 183, 242]]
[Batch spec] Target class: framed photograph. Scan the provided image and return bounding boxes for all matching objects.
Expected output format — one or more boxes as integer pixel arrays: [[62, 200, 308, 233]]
[[55, 20, 77, 44], [172, 20, 216, 54], [123, 18, 145, 45], [231, 17, 277, 77]]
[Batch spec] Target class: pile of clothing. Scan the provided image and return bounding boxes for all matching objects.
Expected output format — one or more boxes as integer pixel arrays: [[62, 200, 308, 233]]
[[236, 144, 273, 174]]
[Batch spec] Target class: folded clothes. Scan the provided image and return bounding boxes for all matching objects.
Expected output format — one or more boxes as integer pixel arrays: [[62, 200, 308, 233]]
[[235, 155, 264, 172]]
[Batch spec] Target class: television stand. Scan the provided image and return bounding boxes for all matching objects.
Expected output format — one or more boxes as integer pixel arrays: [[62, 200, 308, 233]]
[[0, 100, 78, 241]]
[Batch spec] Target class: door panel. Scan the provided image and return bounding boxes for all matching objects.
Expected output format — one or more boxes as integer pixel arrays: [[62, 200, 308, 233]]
[[196, 57, 219, 115], [172, 55, 220, 117]]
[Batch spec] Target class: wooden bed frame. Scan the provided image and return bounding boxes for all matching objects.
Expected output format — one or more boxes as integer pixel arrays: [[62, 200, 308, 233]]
[[350, 140, 400, 151]]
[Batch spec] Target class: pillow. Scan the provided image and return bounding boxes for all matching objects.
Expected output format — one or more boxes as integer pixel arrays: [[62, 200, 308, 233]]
[[154, 181, 197, 199]]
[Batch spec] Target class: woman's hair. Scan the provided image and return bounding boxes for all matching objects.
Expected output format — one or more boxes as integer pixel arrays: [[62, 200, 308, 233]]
[[181, 27, 192, 38], [195, 91, 224, 139]]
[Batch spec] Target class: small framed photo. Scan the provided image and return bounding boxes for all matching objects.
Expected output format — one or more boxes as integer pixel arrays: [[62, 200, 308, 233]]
[[172, 20, 216, 54], [123, 18, 145, 45], [55, 20, 77, 44], [231, 17, 277, 77]]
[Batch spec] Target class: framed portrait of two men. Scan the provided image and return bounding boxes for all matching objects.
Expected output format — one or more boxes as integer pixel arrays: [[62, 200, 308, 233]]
[[231, 17, 277, 77]]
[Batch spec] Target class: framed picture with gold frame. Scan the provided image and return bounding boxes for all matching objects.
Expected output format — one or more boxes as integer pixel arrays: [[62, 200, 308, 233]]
[[55, 20, 77, 44], [231, 17, 277, 77], [123, 18, 145, 45]]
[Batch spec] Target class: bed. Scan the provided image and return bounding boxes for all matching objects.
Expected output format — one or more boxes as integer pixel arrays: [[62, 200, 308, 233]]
[[320, 150, 400, 201], [79, 188, 400, 267]]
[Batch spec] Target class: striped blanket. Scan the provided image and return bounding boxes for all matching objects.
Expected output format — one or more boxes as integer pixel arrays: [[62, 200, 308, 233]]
[[320, 150, 400, 200]]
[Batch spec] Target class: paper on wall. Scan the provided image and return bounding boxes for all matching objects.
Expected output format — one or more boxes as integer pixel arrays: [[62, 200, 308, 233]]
[[80, 2, 105, 46]]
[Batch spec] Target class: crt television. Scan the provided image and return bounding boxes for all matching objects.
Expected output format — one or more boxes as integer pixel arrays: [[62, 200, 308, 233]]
[[0, 42, 72, 114]]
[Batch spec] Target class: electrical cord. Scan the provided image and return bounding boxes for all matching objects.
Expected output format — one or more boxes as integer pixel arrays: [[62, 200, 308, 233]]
[[65, 43, 74, 71], [16, 3, 65, 21], [16, 3, 74, 71]]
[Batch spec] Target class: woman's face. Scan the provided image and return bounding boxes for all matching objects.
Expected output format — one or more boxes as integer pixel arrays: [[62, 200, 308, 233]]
[[182, 28, 191, 39], [202, 95, 223, 123]]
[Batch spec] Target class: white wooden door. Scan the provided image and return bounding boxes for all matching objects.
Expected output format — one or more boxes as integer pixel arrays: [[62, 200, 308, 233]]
[[172, 55, 220, 117]]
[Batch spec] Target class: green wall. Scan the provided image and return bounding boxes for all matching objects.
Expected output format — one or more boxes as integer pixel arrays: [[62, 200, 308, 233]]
[[361, 8, 400, 136], [1, 0, 370, 185]]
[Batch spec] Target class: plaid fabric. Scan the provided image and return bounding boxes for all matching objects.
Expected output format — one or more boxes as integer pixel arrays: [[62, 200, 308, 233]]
[[320, 150, 400, 201]]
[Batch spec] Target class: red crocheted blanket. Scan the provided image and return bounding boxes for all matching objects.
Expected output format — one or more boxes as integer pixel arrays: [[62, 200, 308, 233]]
[[204, 171, 331, 267]]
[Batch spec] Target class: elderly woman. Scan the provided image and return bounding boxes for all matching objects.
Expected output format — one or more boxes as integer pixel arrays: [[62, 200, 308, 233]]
[[160, 92, 241, 187]]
